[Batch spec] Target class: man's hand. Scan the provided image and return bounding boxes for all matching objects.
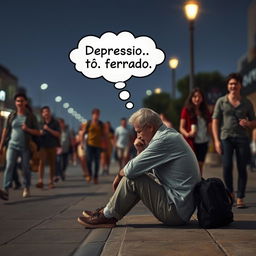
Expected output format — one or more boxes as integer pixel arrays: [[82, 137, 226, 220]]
[[134, 137, 146, 154], [214, 140, 222, 155], [239, 118, 249, 128], [112, 174, 122, 191], [43, 124, 49, 131], [21, 123, 28, 131], [112, 169, 124, 191]]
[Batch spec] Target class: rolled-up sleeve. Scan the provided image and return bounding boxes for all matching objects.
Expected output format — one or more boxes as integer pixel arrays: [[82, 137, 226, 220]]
[[212, 98, 222, 120]]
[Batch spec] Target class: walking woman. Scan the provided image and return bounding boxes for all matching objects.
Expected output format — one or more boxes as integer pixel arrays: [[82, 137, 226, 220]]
[[180, 88, 211, 175], [212, 73, 256, 208]]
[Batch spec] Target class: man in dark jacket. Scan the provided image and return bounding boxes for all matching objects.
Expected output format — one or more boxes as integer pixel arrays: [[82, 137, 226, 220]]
[[0, 93, 40, 200], [36, 106, 60, 189]]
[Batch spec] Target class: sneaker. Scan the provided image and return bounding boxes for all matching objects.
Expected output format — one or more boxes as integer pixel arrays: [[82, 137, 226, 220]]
[[22, 188, 30, 198], [0, 189, 8, 201], [77, 212, 117, 228], [36, 182, 44, 189], [82, 207, 104, 218], [236, 198, 247, 209]]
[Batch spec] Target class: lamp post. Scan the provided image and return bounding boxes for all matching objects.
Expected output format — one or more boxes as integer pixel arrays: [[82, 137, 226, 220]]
[[184, 0, 200, 92], [169, 57, 179, 98]]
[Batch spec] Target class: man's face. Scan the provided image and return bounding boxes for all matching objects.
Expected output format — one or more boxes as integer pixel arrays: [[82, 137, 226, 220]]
[[41, 108, 51, 119], [92, 111, 100, 120], [121, 119, 127, 127], [227, 78, 241, 94], [15, 97, 27, 109], [134, 123, 155, 145]]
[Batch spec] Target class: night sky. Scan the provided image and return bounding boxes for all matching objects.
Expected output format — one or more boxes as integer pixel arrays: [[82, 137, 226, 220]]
[[0, 0, 252, 129]]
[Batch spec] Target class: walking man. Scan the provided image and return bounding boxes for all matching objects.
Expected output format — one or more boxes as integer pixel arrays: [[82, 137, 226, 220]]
[[0, 93, 40, 199], [84, 108, 104, 184], [36, 106, 60, 189]]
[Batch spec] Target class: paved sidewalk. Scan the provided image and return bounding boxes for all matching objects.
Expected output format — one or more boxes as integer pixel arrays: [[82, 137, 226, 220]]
[[0, 158, 256, 256]]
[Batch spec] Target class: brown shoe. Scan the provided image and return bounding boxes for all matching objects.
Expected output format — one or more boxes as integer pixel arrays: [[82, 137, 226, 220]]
[[82, 207, 104, 217], [77, 212, 117, 228], [36, 182, 44, 189], [93, 177, 98, 184], [236, 198, 247, 209]]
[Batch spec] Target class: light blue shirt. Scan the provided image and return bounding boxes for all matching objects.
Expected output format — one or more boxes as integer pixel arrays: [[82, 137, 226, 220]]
[[9, 115, 26, 150], [124, 125, 201, 222], [115, 125, 131, 148]]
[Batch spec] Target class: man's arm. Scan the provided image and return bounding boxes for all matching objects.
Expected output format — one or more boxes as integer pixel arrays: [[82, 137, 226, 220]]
[[112, 137, 146, 191], [43, 124, 61, 138], [0, 128, 7, 154], [21, 124, 41, 136], [212, 119, 222, 155]]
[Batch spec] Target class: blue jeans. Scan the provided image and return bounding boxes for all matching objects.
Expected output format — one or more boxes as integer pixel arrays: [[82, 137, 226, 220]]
[[56, 153, 69, 180], [86, 145, 101, 178], [3, 146, 31, 190], [221, 137, 250, 198]]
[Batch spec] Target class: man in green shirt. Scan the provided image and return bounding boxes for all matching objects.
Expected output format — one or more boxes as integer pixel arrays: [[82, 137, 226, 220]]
[[212, 73, 256, 208]]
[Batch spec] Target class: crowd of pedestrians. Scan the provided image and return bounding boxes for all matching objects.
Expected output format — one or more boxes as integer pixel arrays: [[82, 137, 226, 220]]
[[0, 100, 136, 200], [0, 72, 256, 214]]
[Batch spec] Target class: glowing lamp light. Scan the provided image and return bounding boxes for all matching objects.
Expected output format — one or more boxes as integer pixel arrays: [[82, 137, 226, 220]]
[[169, 58, 179, 69], [40, 83, 48, 90], [184, 1, 200, 21]]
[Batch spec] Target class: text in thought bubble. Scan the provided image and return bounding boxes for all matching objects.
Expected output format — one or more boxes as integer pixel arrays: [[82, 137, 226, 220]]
[[69, 31, 165, 109]]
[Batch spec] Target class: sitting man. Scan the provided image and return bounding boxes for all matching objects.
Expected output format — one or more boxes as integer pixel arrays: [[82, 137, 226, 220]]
[[78, 108, 201, 228]]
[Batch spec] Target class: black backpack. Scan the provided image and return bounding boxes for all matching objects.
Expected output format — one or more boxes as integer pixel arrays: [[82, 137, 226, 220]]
[[194, 178, 234, 228]]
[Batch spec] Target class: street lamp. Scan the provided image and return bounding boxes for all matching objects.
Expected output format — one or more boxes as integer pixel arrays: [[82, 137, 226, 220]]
[[55, 96, 62, 103], [169, 57, 179, 98], [184, 0, 200, 92], [154, 88, 162, 94]]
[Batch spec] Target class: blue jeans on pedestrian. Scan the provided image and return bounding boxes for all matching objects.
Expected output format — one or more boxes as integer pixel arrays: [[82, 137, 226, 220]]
[[3, 146, 31, 190], [221, 137, 250, 198], [56, 153, 69, 180], [86, 145, 101, 178]]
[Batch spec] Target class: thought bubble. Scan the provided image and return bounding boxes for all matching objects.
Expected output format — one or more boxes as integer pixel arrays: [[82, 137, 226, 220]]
[[69, 31, 165, 109]]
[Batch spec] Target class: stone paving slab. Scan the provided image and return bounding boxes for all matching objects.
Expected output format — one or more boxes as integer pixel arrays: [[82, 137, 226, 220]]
[[100, 215, 226, 256], [0, 244, 78, 256]]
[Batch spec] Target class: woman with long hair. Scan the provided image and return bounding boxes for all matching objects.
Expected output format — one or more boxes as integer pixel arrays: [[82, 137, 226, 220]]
[[180, 88, 211, 175]]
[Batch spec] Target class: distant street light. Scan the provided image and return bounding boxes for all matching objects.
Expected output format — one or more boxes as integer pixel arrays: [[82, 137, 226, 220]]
[[169, 57, 179, 98], [154, 88, 162, 94], [55, 96, 62, 102], [184, 0, 200, 92], [146, 90, 152, 96], [40, 83, 48, 90], [63, 102, 70, 108]]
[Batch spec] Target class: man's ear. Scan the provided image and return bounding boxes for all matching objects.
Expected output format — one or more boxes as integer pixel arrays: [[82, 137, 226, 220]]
[[148, 125, 154, 133]]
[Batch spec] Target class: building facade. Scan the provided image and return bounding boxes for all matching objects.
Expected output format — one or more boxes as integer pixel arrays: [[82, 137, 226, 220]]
[[238, 0, 256, 111]]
